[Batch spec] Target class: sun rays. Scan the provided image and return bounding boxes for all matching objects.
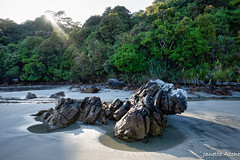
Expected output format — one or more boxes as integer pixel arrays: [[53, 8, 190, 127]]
[[44, 11, 67, 41]]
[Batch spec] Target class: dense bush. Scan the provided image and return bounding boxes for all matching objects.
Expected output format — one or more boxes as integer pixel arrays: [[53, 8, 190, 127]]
[[0, 1, 239, 84]]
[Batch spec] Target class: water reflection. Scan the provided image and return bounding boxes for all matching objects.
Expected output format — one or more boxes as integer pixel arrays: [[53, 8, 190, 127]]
[[27, 123, 81, 134], [99, 121, 185, 152]]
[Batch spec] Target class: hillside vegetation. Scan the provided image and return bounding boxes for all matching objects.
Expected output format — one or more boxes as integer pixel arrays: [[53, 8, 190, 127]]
[[0, 0, 240, 84]]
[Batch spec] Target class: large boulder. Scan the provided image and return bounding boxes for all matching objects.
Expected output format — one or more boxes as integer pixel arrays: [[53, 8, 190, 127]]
[[41, 99, 79, 129], [25, 92, 37, 99], [114, 79, 187, 142], [107, 78, 125, 89]]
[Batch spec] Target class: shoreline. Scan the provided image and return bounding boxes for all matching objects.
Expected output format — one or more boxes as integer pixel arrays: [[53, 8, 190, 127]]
[[0, 84, 240, 103]]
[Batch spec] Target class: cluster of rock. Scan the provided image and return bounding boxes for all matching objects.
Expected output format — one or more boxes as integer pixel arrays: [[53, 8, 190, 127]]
[[25, 91, 66, 99], [33, 97, 107, 130], [191, 85, 233, 96], [33, 79, 187, 142]]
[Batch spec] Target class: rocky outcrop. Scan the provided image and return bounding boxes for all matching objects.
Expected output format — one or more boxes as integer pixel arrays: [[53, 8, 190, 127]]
[[33, 79, 187, 143], [107, 78, 125, 89], [113, 79, 187, 142], [35, 97, 106, 130], [49, 91, 65, 98], [25, 92, 37, 99]]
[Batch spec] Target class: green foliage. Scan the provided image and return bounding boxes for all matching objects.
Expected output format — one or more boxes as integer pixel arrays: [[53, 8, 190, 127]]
[[0, 0, 239, 84], [170, 28, 210, 67], [68, 28, 88, 47], [20, 55, 46, 81], [209, 8, 230, 36], [114, 44, 146, 73], [146, 59, 176, 81], [194, 14, 216, 41], [97, 13, 126, 44], [212, 69, 231, 82], [83, 15, 102, 28], [181, 63, 210, 81], [0, 36, 12, 45]]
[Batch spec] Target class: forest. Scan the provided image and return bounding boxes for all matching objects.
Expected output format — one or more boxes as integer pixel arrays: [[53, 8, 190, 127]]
[[0, 0, 239, 85]]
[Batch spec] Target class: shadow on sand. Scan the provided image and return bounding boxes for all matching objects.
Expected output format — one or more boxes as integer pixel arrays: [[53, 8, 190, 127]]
[[27, 114, 240, 160]]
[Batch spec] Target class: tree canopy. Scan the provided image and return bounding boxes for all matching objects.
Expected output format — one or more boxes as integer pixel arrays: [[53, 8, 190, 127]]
[[0, 2, 239, 84]]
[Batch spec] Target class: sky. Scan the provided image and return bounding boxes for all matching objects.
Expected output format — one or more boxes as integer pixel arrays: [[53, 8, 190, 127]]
[[0, 0, 153, 24]]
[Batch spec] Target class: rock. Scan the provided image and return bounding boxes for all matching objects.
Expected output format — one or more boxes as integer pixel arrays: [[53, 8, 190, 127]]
[[205, 85, 233, 96], [3, 77, 10, 85], [107, 78, 125, 89], [192, 87, 200, 92], [31, 110, 48, 116], [25, 92, 37, 99], [105, 98, 123, 119], [114, 79, 187, 142], [115, 105, 150, 141], [113, 101, 131, 121], [69, 85, 82, 92], [12, 78, 19, 83], [35, 97, 106, 130], [214, 87, 232, 96], [33, 79, 188, 142], [49, 91, 65, 98], [78, 97, 103, 123], [81, 86, 100, 93], [164, 89, 188, 114]]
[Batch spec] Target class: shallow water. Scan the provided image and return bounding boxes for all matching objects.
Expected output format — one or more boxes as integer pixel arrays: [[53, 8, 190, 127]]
[[0, 85, 134, 102], [99, 121, 185, 152], [27, 119, 185, 152], [1, 86, 240, 160], [27, 123, 81, 134]]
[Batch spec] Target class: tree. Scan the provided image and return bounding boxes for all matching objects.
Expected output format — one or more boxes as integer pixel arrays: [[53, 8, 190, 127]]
[[114, 44, 146, 73], [83, 15, 102, 28], [97, 13, 126, 44], [170, 28, 210, 68], [194, 14, 216, 42], [36, 32, 63, 81]]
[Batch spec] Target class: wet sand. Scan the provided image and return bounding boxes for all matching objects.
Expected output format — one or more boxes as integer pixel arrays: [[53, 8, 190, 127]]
[[0, 99, 240, 159], [0, 85, 134, 102]]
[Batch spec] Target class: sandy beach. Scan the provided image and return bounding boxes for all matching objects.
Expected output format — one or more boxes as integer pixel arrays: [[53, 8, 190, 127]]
[[0, 87, 240, 160]]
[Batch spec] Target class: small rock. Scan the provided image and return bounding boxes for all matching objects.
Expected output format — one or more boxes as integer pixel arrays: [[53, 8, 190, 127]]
[[25, 92, 37, 99], [107, 78, 125, 89], [12, 78, 19, 83], [49, 91, 65, 98], [82, 86, 100, 93]]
